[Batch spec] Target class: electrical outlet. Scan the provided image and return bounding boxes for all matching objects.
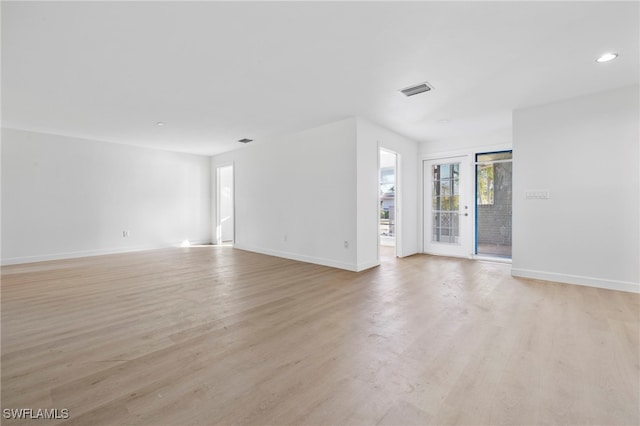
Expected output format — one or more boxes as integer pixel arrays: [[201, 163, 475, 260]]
[[123, 230, 130, 238], [344, 241, 349, 248]]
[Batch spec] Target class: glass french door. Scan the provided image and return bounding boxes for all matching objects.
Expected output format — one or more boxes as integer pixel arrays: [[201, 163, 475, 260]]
[[423, 156, 472, 257]]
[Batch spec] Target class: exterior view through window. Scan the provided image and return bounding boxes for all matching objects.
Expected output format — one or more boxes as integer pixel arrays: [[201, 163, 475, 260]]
[[379, 149, 397, 247], [432, 163, 461, 244], [476, 151, 512, 258]]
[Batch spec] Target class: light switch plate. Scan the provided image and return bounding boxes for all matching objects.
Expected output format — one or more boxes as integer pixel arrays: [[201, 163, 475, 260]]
[[525, 190, 550, 199]]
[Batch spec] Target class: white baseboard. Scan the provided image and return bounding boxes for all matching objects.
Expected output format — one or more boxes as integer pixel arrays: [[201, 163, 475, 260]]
[[356, 259, 380, 272], [234, 244, 359, 272], [397, 250, 418, 259], [511, 268, 639, 294], [1, 240, 212, 266]]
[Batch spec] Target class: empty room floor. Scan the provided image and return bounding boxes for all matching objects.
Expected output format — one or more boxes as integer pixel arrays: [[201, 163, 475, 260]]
[[1, 246, 638, 425]]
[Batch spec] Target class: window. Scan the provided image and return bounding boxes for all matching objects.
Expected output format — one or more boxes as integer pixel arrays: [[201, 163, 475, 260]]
[[432, 162, 460, 243], [477, 164, 494, 205]]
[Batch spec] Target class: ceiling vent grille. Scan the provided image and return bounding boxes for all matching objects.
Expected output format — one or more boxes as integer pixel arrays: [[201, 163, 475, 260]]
[[399, 82, 433, 97], [238, 138, 253, 144]]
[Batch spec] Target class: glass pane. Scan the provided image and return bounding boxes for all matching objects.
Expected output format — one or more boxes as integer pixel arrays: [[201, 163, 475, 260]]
[[440, 196, 451, 211], [477, 151, 513, 163], [440, 181, 451, 197], [441, 164, 450, 179], [380, 168, 394, 184], [477, 164, 494, 205], [431, 162, 462, 245], [476, 159, 512, 258], [452, 213, 459, 238]]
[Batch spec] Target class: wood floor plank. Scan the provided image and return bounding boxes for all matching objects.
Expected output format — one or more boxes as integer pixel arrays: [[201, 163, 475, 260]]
[[1, 246, 638, 425]]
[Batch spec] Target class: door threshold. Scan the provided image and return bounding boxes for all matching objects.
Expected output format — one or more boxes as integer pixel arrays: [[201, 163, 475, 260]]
[[474, 255, 512, 264]]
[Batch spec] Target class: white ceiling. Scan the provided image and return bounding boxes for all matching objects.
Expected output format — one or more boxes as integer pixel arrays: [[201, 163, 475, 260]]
[[2, 1, 638, 156]]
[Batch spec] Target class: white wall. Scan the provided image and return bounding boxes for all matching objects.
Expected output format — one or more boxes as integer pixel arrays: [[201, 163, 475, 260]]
[[419, 129, 512, 157], [210, 117, 418, 272], [1, 128, 211, 264], [211, 118, 358, 270], [512, 85, 639, 293], [356, 118, 419, 267]]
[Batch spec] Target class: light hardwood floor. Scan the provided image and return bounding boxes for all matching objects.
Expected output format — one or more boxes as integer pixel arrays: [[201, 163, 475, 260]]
[[1, 246, 638, 425]]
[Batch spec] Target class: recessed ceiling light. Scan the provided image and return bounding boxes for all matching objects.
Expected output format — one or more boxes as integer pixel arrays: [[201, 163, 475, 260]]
[[238, 138, 253, 144], [596, 53, 618, 63], [156, 121, 165, 126]]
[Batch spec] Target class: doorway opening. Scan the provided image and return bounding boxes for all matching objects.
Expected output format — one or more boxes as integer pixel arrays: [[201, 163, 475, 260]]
[[216, 164, 234, 245], [378, 148, 399, 258], [379, 149, 398, 257], [475, 151, 512, 258]]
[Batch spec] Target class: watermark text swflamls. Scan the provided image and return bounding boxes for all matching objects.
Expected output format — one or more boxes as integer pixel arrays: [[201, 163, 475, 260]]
[[3, 408, 70, 420]]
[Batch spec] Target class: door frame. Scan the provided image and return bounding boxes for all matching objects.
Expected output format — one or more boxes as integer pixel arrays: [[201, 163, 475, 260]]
[[378, 147, 401, 258], [422, 155, 474, 258], [474, 149, 513, 259], [419, 143, 512, 260], [215, 163, 235, 245]]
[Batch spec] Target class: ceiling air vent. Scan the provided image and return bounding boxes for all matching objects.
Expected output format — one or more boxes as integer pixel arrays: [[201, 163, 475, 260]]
[[238, 138, 253, 144], [399, 82, 433, 97]]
